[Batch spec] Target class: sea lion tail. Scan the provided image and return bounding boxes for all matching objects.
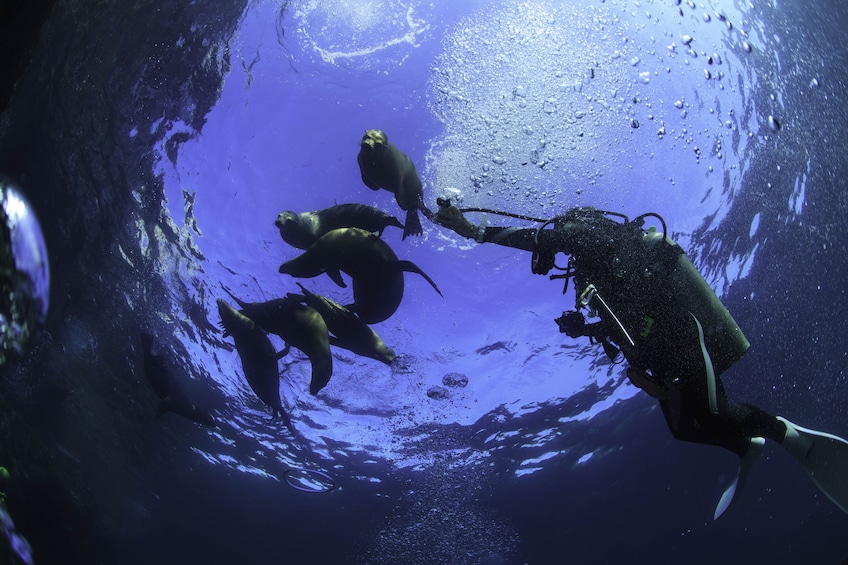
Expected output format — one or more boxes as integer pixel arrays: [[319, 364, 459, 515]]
[[402, 209, 424, 239], [274, 407, 297, 436], [396, 260, 443, 297], [296, 282, 314, 298], [387, 215, 405, 233]]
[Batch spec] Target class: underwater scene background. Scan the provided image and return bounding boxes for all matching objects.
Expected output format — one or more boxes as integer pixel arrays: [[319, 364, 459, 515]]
[[0, 0, 847, 563]]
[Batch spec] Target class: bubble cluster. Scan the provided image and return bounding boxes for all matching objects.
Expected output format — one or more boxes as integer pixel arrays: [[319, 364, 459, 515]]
[[442, 372, 469, 388], [428, 2, 644, 211], [427, 0, 752, 217], [359, 460, 518, 563], [290, 0, 430, 70]]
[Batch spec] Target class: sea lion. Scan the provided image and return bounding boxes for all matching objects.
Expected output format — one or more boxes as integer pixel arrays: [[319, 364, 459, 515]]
[[278, 227, 443, 324], [220, 288, 333, 395], [288, 283, 396, 365], [216, 299, 296, 433], [357, 129, 435, 239], [141, 333, 215, 427], [275, 203, 404, 249]]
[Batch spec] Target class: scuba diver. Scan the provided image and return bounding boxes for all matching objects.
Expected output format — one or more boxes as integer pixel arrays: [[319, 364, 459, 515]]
[[435, 199, 848, 519]]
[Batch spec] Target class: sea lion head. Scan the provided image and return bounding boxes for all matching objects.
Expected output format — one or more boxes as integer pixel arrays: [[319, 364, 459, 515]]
[[275, 211, 298, 231], [275, 211, 315, 249], [374, 341, 397, 365], [217, 298, 253, 335], [360, 129, 388, 152]]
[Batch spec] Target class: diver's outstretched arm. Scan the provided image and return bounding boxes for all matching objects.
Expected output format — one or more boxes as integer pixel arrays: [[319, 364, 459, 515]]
[[435, 200, 576, 253]]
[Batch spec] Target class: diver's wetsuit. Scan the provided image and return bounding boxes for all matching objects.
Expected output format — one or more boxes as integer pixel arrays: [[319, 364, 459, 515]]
[[457, 206, 785, 456]]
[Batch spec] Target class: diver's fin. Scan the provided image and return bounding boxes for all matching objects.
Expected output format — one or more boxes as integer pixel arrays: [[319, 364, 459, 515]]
[[714, 436, 765, 520], [777, 416, 848, 514]]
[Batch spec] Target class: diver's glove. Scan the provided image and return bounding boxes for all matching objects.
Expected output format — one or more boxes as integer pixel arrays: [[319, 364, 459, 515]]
[[435, 198, 479, 240]]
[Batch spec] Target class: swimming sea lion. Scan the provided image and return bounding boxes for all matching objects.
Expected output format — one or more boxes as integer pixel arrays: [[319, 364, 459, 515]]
[[278, 227, 443, 324], [141, 333, 215, 427], [288, 283, 396, 365], [275, 203, 404, 249], [216, 299, 296, 433], [357, 129, 435, 239], [220, 288, 334, 395]]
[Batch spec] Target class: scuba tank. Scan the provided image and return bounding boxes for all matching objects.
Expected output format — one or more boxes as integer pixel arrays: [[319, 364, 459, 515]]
[[640, 230, 749, 376], [544, 208, 749, 377]]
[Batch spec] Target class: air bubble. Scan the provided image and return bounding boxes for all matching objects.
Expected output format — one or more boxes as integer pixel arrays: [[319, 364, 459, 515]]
[[427, 386, 449, 400], [442, 373, 469, 388]]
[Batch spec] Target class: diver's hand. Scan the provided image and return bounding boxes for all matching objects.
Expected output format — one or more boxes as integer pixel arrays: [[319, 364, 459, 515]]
[[626, 367, 670, 400], [435, 199, 478, 239]]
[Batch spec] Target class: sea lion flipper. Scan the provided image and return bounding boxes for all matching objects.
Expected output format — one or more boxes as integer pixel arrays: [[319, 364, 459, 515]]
[[220, 284, 249, 309], [296, 282, 313, 297], [396, 260, 443, 297], [360, 172, 380, 191], [402, 209, 423, 240], [379, 214, 405, 237], [326, 269, 347, 288], [275, 343, 292, 361], [284, 292, 306, 303]]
